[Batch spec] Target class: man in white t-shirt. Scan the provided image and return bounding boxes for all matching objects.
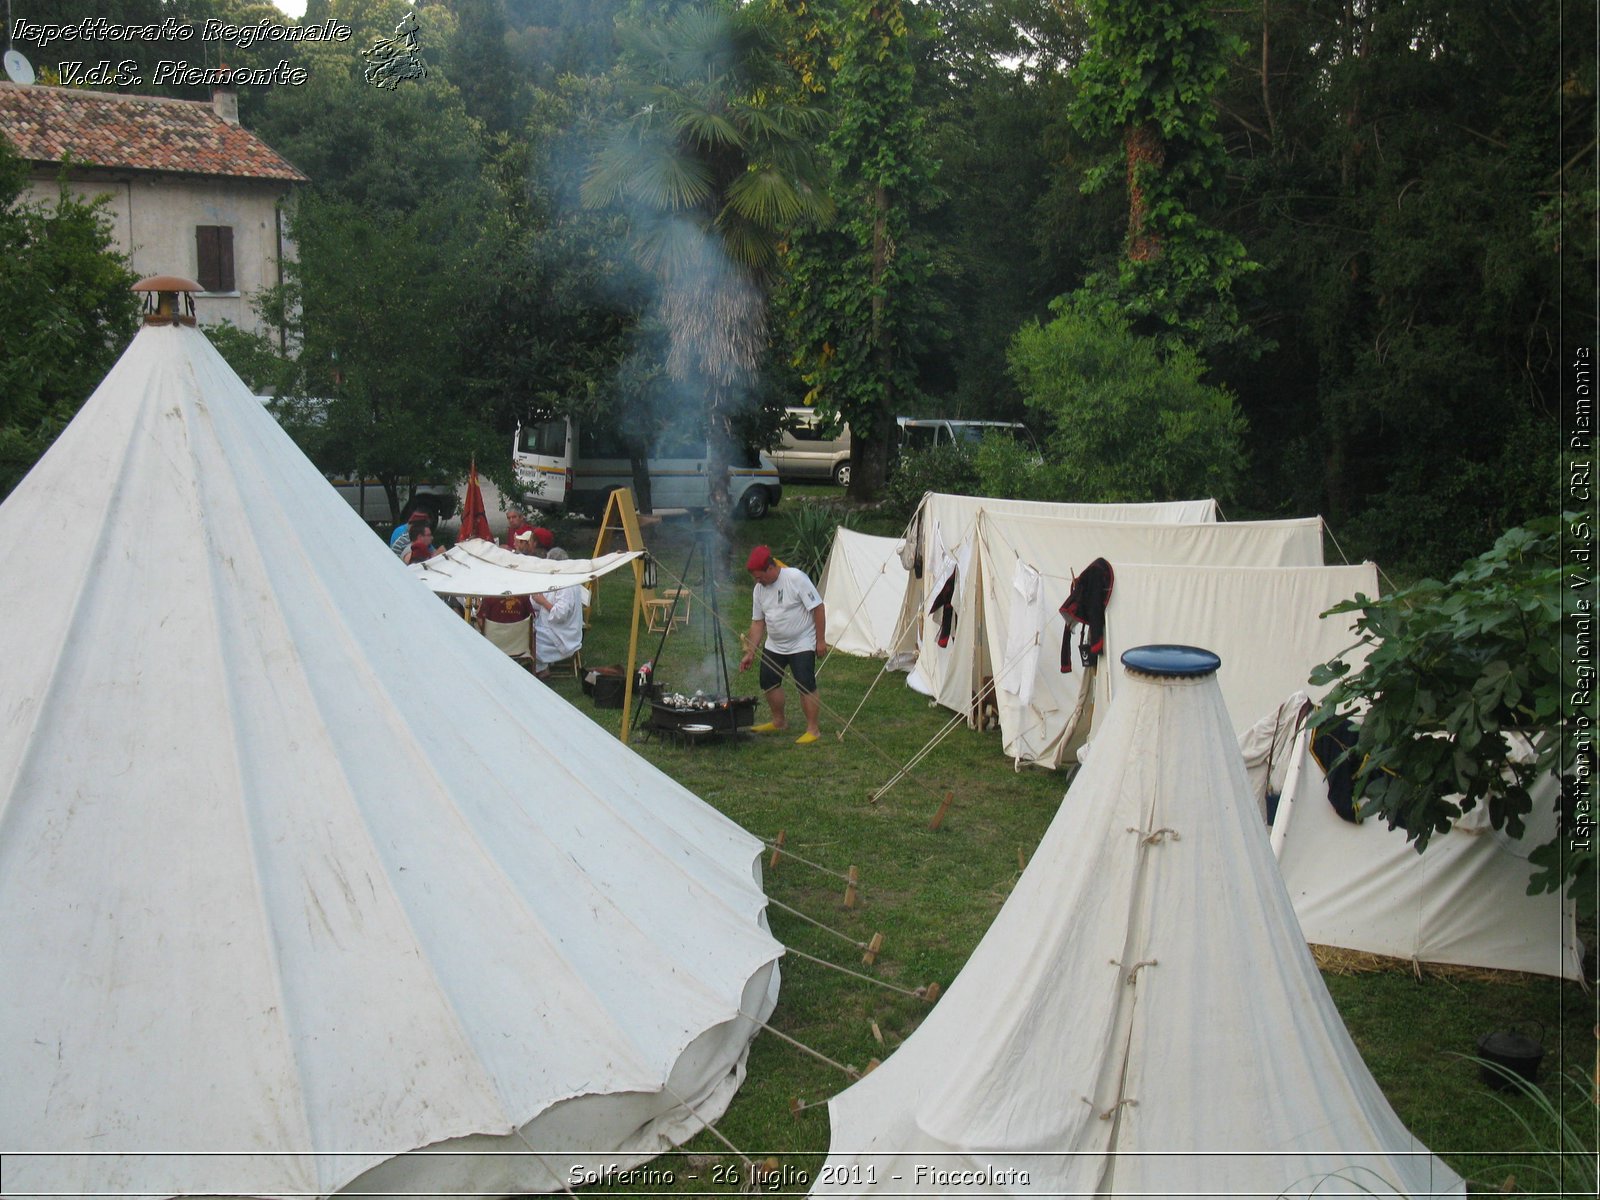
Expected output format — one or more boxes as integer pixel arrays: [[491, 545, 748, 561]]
[[738, 544, 827, 744]]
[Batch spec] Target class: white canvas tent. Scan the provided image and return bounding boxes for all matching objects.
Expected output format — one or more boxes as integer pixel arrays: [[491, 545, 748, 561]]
[[817, 648, 1462, 1199], [894, 493, 1224, 718], [972, 515, 1324, 761], [0, 321, 782, 1199], [819, 528, 909, 657], [1092, 561, 1380, 746], [1242, 700, 1584, 981]]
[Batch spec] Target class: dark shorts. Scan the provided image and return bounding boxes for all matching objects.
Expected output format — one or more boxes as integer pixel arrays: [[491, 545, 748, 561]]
[[758, 649, 817, 695]]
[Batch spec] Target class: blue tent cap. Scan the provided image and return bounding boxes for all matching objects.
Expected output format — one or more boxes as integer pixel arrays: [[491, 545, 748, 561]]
[[1120, 644, 1221, 678]]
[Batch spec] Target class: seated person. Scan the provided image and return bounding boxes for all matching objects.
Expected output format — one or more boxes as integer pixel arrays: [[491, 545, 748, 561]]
[[531, 584, 583, 679]]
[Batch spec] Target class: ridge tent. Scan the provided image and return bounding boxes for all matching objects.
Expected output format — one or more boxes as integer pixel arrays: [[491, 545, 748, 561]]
[[1243, 700, 1583, 981], [1089, 562, 1381, 754], [0, 321, 781, 1199], [975, 512, 1327, 766], [819, 529, 909, 658], [893, 493, 1221, 718], [816, 647, 1462, 1200]]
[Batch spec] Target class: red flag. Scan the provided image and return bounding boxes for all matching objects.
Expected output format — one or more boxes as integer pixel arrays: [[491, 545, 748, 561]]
[[458, 458, 493, 543]]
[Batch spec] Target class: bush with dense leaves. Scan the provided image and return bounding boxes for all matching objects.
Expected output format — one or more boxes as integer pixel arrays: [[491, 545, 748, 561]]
[[1311, 515, 1592, 912], [1007, 300, 1246, 504], [881, 443, 980, 519]]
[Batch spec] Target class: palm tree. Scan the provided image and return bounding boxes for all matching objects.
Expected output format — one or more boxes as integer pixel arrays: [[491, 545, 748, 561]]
[[582, 2, 832, 527]]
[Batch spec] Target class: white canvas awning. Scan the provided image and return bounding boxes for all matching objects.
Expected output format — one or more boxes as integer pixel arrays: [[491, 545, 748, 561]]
[[818, 649, 1462, 1199], [411, 538, 640, 597], [0, 323, 781, 1199]]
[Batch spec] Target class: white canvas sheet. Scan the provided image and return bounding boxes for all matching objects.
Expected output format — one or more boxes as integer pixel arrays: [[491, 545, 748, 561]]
[[892, 494, 1220, 708], [0, 324, 781, 1199], [412, 539, 639, 597], [1267, 736, 1583, 980], [819, 529, 910, 657], [976, 514, 1326, 765], [819, 663, 1461, 1199], [1097, 561, 1381, 744]]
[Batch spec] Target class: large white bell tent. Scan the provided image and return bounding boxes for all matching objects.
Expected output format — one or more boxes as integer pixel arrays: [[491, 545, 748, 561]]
[[1242, 698, 1584, 981], [819, 528, 911, 658], [816, 646, 1463, 1200], [0, 308, 782, 1198]]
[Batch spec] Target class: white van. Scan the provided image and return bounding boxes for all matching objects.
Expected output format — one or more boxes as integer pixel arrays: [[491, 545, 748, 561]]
[[513, 417, 783, 518], [768, 407, 853, 485], [896, 417, 1038, 454]]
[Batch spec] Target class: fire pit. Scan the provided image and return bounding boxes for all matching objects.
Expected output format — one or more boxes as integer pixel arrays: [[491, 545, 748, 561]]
[[647, 691, 758, 739]]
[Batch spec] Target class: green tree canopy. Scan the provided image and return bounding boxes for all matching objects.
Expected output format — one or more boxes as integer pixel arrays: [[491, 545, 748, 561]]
[[778, 0, 939, 499], [1004, 297, 1246, 503], [0, 140, 140, 498]]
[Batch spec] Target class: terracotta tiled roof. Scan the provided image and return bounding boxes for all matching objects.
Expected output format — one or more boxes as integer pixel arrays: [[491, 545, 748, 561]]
[[0, 83, 307, 183]]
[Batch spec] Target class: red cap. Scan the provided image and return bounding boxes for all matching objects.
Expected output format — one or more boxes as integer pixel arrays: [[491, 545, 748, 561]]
[[532, 526, 555, 549], [746, 545, 773, 572]]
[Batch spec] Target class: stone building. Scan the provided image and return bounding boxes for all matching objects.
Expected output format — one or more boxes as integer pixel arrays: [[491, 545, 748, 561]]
[[0, 82, 306, 340]]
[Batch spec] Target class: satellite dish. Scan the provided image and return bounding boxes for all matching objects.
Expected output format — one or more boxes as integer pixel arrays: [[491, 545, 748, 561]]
[[3, 49, 35, 85]]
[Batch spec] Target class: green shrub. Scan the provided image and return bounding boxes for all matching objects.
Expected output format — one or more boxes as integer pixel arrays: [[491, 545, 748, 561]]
[[1311, 515, 1593, 910], [882, 443, 979, 518], [776, 501, 855, 582], [1007, 298, 1246, 503]]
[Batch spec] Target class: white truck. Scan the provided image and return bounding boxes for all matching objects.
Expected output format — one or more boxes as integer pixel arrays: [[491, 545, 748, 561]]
[[513, 417, 782, 519]]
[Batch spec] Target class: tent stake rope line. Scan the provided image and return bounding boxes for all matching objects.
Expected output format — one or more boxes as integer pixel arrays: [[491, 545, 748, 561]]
[[661, 1083, 759, 1188], [780, 945, 937, 1003], [738, 1007, 863, 1080], [833, 597, 923, 739], [765, 895, 877, 952], [760, 836, 854, 884]]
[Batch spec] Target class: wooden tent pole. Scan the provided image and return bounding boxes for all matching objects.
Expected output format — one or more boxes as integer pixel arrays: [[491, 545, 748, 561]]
[[596, 487, 649, 745]]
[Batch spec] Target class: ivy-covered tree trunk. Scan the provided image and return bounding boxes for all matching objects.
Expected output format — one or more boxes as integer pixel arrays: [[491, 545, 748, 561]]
[[779, 0, 937, 502], [1124, 121, 1165, 263], [1068, 0, 1258, 355]]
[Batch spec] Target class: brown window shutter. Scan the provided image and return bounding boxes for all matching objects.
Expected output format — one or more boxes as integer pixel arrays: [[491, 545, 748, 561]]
[[196, 226, 235, 292]]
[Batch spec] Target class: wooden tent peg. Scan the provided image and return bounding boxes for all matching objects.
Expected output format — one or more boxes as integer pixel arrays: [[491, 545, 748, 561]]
[[864, 1057, 882, 1074], [862, 931, 884, 966], [870, 1020, 884, 1045], [924, 981, 941, 1003], [930, 792, 954, 831], [1018, 845, 1027, 871], [843, 865, 859, 908], [789, 1097, 804, 1118], [769, 829, 786, 870]]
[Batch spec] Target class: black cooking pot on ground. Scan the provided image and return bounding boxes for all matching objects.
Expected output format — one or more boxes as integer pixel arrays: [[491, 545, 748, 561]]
[[1476, 1025, 1544, 1090]]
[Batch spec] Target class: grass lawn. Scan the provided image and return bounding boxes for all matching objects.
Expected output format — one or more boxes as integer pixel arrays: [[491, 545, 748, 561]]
[[524, 498, 1593, 1198]]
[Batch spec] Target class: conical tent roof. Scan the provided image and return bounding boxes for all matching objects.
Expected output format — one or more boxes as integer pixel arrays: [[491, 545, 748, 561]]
[[0, 322, 782, 1198], [818, 647, 1461, 1199]]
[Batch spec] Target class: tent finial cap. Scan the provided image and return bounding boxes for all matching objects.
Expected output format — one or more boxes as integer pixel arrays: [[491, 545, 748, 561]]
[[1120, 644, 1221, 678], [132, 275, 203, 327]]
